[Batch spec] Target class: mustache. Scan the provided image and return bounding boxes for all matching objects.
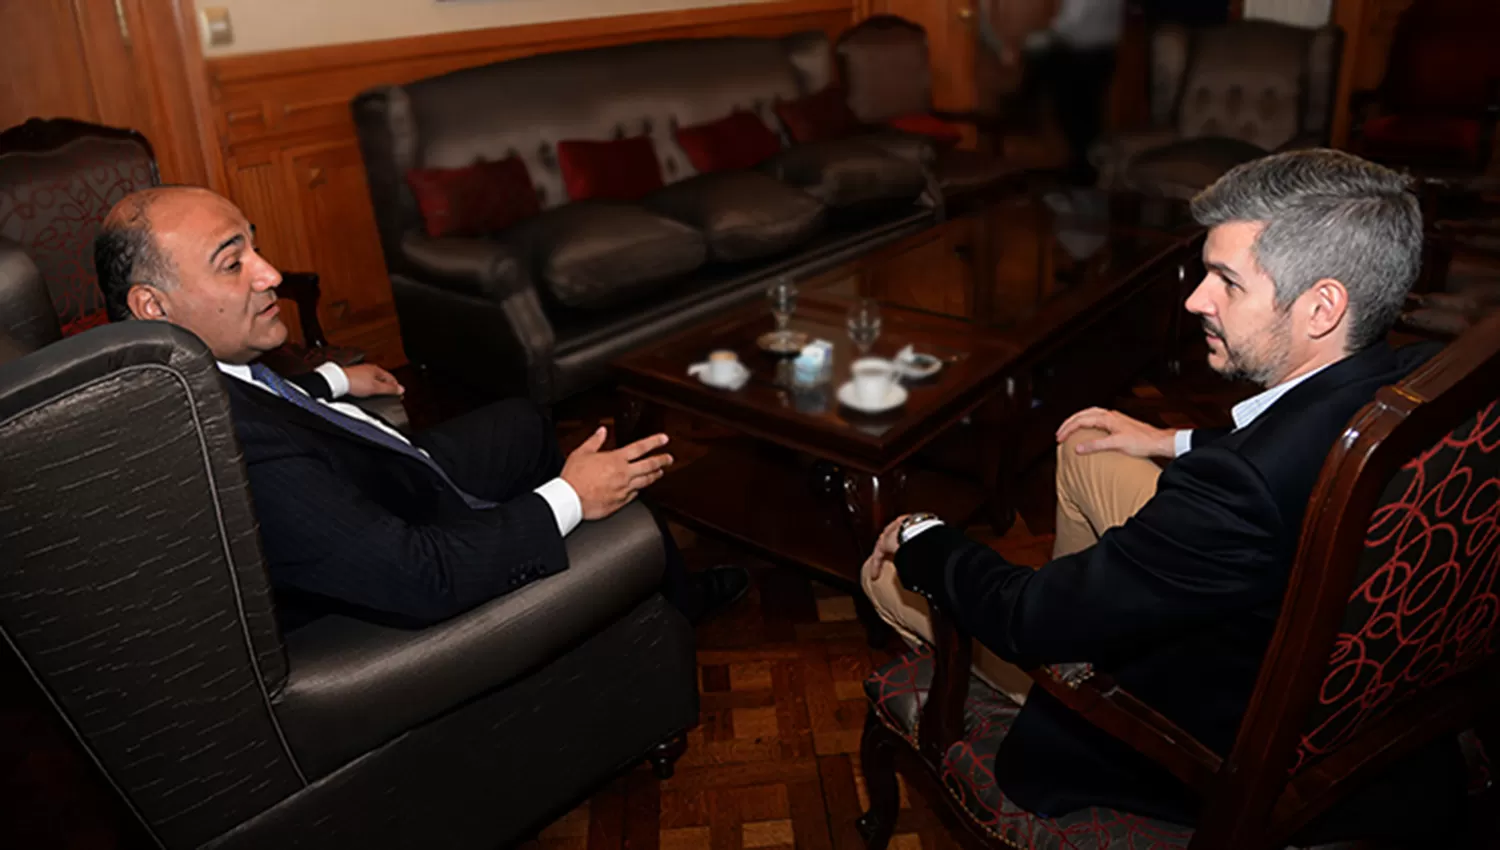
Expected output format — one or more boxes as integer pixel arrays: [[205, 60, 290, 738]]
[[1201, 318, 1224, 339]]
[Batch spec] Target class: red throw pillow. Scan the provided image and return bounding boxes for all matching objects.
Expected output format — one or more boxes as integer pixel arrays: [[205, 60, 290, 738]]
[[887, 112, 964, 146], [405, 156, 541, 238], [674, 111, 784, 173], [773, 86, 862, 144], [556, 137, 665, 202]]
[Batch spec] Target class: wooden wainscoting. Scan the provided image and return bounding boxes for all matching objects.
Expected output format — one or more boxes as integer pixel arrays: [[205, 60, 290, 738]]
[[204, 0, 855, 368]]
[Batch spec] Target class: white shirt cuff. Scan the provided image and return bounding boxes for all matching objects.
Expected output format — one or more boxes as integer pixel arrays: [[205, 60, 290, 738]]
[[315, 362, 350, 399], [534, 477, 583, 538], [1173, 429, 1193, 458], [902, 518, 945, 543]]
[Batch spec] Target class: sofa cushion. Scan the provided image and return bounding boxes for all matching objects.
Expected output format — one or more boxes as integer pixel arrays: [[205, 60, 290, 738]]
[[1126, 136, 1269, 200], [508, 202, 706, 310], [675, 111, 784, 173], [557, 137, 664, 202], [774, 86, 863, 143], [644, 172, 825, 263], [405, 156, 541, 238], [760, 139, 926, 209]]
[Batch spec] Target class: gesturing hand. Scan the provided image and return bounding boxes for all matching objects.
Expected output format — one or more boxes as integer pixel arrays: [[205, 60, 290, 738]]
[[1056, 407, 1176, 459], [561, 427, 674, 520], [861, 514, 910, 585], [343, 364, 404, 398]]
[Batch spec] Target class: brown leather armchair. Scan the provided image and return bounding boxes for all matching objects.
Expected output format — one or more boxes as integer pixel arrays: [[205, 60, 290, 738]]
[[1091, 20, 1342, 199]]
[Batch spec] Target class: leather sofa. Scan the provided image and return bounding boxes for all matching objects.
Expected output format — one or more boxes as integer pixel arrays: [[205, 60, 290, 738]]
[[353, 32, 979, 404], [0, 321, 698, 850]]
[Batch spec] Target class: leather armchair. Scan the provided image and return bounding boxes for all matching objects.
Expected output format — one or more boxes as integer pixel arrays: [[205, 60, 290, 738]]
[[1091, 20, 1342, 199], [0, 322, 699, 850]]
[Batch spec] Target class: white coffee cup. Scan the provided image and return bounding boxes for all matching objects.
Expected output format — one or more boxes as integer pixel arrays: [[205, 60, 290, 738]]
[[706, 350, 740, 386], [851, 357, 895, 406]]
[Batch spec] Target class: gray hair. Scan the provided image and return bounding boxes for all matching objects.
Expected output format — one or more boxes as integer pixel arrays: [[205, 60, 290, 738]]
[[1190, 149, 1422, 351], [95, 191, 176, 322]]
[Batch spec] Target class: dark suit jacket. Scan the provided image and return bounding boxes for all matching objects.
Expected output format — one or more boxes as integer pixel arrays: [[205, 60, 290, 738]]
[[896, 341, 1463, 836], [222, 373, 568, 628]]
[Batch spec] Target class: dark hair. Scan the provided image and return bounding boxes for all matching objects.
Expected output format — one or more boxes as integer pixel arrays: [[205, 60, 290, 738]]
[[1190, 149, 1422, 350], [94, 194, 173, 322]]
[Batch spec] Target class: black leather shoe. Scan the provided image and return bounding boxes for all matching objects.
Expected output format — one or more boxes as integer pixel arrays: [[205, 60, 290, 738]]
[[685, 565, 751, 624]]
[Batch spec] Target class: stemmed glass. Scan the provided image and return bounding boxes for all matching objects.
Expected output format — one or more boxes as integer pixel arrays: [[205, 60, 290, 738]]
[[767, 278, 799, 337], [846, 298, 882, 354]]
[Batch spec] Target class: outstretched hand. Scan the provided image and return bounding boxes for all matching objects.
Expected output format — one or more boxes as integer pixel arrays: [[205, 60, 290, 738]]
[[561, 427, 674, 520], [1056, 407, 1176, 459]]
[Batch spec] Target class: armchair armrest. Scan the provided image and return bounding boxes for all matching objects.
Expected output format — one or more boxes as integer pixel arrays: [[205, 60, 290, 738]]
[[1089, 128, 1183, 189], [272, 501, 669, 778], [400, 232, 531, 300], [923, 605, 1221, 793]]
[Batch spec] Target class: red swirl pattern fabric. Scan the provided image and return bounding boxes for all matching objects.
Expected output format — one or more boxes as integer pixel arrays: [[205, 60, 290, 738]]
[[0, 137, 156, 328], [1294, 399, 1500, 774]]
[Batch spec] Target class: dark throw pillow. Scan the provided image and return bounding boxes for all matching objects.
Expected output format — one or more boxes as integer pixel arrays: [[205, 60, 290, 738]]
[[675, 111, 785, 173], [644, 171, 826, 263], [556, 136, 665, 202], [759, 139, 927, 209], [404, 156, 541, 238], [773, 86, 863, 144], [506, 202, 706, 310]]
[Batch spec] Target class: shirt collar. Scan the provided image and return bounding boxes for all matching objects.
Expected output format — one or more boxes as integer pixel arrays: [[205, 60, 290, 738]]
[[1230, 364, 1331, 431], [217, 361, 254, 383]]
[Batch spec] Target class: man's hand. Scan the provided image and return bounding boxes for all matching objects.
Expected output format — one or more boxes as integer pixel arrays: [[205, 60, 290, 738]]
[[561, 427, 674, 520], [1056, 407, 1176, 459], [861, 514, 910, 584], [344, 364, 404, 398]]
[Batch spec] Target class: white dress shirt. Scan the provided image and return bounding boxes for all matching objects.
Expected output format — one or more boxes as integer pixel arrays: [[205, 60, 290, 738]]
[[1173, 365, 1331, 457], [217, 361, 582, 536]]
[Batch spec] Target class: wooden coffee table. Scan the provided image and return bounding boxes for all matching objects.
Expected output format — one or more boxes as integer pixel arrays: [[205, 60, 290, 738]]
[[614, 187, 1200, 630]]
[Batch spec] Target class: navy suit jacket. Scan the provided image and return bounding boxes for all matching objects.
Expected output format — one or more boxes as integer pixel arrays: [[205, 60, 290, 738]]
[[896, 341, 1463, 833], [222, 373, 567, 628]]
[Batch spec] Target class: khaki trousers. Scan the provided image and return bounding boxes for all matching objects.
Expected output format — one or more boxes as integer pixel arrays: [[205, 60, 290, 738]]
[[861, 428, 1163, 702]]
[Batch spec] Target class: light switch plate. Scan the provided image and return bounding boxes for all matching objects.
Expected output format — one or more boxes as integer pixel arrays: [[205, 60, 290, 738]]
[[200, 6, 233, 47]]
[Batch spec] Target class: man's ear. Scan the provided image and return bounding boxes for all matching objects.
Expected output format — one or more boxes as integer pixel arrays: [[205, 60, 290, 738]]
[[1304, 277, 1349, 341], [126, 285, 168, 320]]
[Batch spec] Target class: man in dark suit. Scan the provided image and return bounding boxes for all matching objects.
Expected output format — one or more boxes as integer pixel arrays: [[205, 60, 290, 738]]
[[94, 186, 747, 628], [862, 149, 1463, 839]]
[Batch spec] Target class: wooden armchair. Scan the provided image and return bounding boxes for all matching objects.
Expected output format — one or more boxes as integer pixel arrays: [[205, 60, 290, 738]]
[[858, 316, 1500, 849]]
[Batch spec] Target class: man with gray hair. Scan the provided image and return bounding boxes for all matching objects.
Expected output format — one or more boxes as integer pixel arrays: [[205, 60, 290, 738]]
[[861, 149, 1459, 839]]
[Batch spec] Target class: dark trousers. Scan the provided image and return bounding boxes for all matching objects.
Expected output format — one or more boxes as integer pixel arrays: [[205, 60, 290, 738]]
[[1013, 43, 1118, 184], [416, 399, 694, 610]]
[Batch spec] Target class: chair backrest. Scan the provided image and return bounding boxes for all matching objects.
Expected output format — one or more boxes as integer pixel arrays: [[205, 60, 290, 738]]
[[836, 16, 933, 125], [1149, 20, 1342, 151], [1199, 314, 1500, 847], [0, 322, 303, 849], [0, 118, 158, 335]]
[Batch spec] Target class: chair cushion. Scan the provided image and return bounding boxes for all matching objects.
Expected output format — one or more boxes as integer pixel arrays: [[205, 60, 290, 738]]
[[1126, 136, 1269, 200], [557, 137, 664, 202], [759, 140, 926, 209], [1361, 114, 1483, 163], [643, 171, 825, 263], [887, 113, 963, 146], [404, 156, 541, 238], [508, 202, 706, 310], [774, 86, 863, 144], [674, 111, 784, 173]]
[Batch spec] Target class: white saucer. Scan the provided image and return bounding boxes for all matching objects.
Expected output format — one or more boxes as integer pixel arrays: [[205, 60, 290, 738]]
[[837, 381, 907, 414], [687, 361, 750, 391]]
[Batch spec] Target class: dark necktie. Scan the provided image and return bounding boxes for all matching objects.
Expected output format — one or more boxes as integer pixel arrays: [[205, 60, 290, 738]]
[[247, 362, 495, 510]]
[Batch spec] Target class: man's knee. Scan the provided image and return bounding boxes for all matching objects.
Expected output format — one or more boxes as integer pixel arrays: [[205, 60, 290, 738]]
[[1056, 427, 1110, 490]]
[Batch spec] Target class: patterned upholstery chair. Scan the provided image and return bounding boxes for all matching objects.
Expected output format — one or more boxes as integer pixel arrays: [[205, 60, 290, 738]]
[[1090, 20, 1342, 200], [858, 315, 1500, 849]]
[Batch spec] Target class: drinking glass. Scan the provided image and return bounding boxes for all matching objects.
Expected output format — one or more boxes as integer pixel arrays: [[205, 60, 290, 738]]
[[846, 298, 882, 354], [767, 278, 799, 332]]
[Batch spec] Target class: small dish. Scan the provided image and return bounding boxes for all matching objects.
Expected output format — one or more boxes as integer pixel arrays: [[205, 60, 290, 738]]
[[897, 352, 943, 380], [687, 360, 751, 391], [757, 329, 809, 355], [836, 380, 908, 414]]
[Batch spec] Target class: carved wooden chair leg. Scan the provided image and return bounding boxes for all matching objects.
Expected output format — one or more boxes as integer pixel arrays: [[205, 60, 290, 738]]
[[648, 732, 688, 780], [855, 711, 901, 850]]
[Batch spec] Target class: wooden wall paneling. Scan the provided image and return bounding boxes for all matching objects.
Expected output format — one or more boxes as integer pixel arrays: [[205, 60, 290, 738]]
[[203, 0, 855, 369], [0, 1, 97, 129]]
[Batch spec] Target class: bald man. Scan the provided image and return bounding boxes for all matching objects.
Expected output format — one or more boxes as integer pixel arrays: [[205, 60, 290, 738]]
[[95, 186, 747, 628]]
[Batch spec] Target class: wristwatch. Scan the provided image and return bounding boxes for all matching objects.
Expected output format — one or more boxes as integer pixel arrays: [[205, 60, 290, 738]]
[[897, 512, 943, 545]]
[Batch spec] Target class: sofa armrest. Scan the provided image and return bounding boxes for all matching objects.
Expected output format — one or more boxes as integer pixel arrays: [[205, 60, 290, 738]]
[[400, 232, 532, 300], [272, 501, 670, 778], [1089, 128, 1183, 189]]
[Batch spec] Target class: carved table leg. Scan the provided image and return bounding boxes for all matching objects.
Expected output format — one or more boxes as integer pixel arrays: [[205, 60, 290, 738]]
[[648, 733, 687, 780], [844, 468, 905, 648], [980, 378, 1027, 536]]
